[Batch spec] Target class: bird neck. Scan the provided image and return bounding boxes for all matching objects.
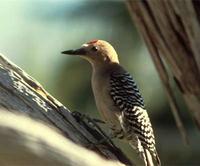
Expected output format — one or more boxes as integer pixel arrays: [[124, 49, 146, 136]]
[[92, 61, 120, 74]]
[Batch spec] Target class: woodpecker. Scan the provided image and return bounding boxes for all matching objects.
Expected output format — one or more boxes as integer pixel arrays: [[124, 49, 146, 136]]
[[62, 40, 160, 166]]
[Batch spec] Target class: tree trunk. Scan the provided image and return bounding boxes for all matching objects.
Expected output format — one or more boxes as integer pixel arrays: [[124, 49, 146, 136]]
[[0, 54, 132, 166], [126, 0, 200, 144]]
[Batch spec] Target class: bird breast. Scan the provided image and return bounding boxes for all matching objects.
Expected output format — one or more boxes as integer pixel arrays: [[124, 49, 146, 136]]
[[91, 70, 121, 129]]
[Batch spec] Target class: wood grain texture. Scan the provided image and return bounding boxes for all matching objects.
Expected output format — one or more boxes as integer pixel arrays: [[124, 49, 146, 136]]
[[0, 110, 123, 166], [126, 0, 200, 143], [0, 54, 133, 166]]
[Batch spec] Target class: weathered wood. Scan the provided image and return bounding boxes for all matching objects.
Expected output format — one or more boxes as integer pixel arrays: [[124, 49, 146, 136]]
[[0, 110, 123, 166], [0, 54, 133, 166], [126, 0, 200, 143]]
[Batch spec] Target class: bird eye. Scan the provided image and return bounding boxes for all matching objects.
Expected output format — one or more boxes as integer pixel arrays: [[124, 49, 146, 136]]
[[91, 46, 98, 52]]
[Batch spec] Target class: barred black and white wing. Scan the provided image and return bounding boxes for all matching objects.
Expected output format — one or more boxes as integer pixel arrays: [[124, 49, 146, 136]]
[[109, 71, 160, 166], [110, 71, 145, 109]]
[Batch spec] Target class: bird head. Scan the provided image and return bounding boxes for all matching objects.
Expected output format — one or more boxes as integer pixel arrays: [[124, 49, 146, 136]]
[[62, 40, 119, 66]]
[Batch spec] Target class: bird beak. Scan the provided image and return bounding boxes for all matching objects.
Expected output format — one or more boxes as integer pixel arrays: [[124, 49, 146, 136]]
[[61, 47, 86, 55]]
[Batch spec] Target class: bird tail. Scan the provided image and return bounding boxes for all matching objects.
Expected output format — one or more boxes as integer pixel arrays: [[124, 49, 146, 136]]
[[143, 149, 161, 166], [129, 140, 161, 166], [143, 149, 154, 166], [153, 149, 161, 166]]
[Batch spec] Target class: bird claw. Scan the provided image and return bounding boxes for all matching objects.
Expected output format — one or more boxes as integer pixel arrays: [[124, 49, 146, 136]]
[[72, 111, 116, 147], [71, 111, 105, 125]]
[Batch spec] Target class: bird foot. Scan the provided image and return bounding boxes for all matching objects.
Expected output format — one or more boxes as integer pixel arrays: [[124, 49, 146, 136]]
[[71, 111, 105, 126], [72, 111, 116, 147]]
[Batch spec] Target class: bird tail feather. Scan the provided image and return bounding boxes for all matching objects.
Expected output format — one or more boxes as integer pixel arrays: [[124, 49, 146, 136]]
[[143, 148, 161, 166], [154, 150, 161, 166], [129, 140, 161, 166], [143, 149, 154, 166]]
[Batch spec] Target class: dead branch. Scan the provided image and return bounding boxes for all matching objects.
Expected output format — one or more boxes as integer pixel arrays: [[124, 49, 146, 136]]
[[126, 0, 200, 144], [0, 54, 133, 166]]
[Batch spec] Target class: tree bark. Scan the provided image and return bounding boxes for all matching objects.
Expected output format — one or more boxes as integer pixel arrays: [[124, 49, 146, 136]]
[[0, 110, 123, 166], [0, 54, 132, 166], [126, 0, 200, 144]]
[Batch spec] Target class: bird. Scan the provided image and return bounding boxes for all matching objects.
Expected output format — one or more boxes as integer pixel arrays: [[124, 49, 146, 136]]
[[62, 40, 161, 166]]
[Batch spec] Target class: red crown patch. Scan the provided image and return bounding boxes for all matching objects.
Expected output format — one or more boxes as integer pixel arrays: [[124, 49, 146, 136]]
[[87, 39, 98, 44]]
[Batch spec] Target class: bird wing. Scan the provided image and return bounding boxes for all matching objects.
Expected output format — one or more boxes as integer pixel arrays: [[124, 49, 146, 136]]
[[110, 71, 145, 110], [109, 71, 156, 153]]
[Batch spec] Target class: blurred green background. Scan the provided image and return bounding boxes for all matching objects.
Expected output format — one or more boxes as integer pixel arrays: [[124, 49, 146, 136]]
[[0, 0, 199, 165]]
